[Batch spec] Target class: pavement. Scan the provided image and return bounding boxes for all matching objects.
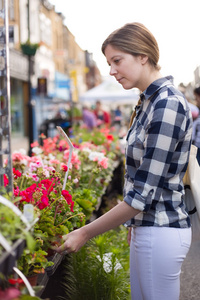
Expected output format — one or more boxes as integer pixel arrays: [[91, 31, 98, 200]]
[[7, 136, 29, 154], [180, 239, 200, 300]]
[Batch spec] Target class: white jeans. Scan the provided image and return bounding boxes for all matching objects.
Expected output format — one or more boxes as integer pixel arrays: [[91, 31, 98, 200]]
[[130, 226, 191, 300]]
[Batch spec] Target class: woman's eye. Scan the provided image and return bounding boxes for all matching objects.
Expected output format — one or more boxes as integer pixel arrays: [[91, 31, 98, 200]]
[[114, 59, 120, 64]]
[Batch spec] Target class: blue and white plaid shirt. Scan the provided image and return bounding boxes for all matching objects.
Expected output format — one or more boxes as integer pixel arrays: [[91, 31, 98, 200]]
[[124, 76, 193, 228]]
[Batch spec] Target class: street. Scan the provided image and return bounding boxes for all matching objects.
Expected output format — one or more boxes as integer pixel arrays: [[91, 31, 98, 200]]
[[180, 239, 200, 300]]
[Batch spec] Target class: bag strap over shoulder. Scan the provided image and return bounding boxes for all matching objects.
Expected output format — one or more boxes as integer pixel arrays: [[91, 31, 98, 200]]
[[183, 144, 200, 219]]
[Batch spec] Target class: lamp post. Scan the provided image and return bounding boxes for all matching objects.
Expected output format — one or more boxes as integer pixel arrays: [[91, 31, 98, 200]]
[[27, 0, 34, 156]]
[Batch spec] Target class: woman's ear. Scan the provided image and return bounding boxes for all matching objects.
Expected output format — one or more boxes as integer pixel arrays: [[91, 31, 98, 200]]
[[140, 54, 148, 65]]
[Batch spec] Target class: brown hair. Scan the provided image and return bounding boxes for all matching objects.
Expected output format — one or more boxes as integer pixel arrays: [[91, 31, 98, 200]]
[[102, 22, 160, 71], [194, 86, 200, 96]]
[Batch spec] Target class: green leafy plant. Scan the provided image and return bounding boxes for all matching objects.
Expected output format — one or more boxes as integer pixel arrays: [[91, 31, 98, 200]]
[[0, 203, 35, 255], [71, 225, 131, 300]]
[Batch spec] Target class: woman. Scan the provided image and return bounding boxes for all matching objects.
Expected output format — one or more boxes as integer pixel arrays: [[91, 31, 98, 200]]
[[56, 22, 193, 300]]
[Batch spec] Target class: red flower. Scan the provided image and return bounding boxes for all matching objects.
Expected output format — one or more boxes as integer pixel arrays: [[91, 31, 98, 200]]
[[8, 278, 24, 285], [3, 174, 9, 187], [61, 190, 74, 212], [38, 179, 55, 194], [61, 164, 68, 172], [62, 190, 72, 204], [36, 194, 49, 210], [106, 134, 114, 141], [13, 168, 22, 179], [20, 183, 37, 203]]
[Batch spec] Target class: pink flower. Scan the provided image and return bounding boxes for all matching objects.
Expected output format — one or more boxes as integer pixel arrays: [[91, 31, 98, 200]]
[[64, 150, 81, 170], [49, 159, 60, 165], [58, 139, 68, 151], [31, 141, 39, 148], [0, 287, 21, 300], [98, 157, 108, 169], [14, 186, 20, 196]]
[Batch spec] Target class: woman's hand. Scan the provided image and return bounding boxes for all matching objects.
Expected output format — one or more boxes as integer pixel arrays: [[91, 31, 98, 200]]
[[55, 227, 88, 254], [127, 227, 132, 246], [55, 201, 139, 254]]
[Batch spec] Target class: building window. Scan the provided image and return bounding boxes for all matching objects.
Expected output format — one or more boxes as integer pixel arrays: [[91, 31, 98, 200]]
[[39, 13, 52, 46], [9, 0, 14, 20], [0, 0, 15, 20]]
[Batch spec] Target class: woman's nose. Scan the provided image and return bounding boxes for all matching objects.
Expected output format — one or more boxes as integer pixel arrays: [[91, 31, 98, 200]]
[[109, 65, 117, 76]]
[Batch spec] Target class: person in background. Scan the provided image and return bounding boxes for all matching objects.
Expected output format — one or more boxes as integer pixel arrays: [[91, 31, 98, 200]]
[[192, 86, 200, 163], [94, 100, 111, 127], [82, 103, 97, 130], [114, 105, 122, 123], [56, 22, 192, 300], [112, 105, 122, 131]]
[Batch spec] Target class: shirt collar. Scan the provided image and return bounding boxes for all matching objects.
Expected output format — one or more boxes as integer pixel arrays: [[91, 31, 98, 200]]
[[140, 76, 174, 101]]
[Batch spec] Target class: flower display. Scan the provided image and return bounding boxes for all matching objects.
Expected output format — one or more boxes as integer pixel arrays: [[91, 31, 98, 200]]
[[1, 126, 122, 281]]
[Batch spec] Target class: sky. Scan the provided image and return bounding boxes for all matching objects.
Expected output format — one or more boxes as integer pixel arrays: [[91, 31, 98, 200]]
[[50, 0, 200, 87]]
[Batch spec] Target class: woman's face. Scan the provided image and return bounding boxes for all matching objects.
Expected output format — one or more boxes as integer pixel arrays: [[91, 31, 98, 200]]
[[104, 44, 145, 90]]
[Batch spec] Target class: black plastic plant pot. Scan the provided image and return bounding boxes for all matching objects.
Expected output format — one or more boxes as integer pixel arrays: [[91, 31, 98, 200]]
[[0, 239, 26, 276]]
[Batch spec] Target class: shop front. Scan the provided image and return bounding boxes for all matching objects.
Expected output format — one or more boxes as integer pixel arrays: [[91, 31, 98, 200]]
[[9, 48, 29, 138]]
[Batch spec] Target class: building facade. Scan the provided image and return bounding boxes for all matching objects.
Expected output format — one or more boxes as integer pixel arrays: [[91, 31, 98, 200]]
[[0, 0, 101, 141]]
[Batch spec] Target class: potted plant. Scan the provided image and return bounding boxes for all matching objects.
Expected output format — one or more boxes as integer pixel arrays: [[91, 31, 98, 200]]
[[0, 199, 36, 277], [20, 40, 39, 56], [2, 127, 121, 280]]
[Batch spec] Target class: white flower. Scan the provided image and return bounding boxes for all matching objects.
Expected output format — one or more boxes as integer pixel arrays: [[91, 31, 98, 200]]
[[48, 153, 56, 160], [13, 148, 27, 155], [96, 252, 122, 273], [83, 147, 91, 153], [32, 147, 43, 155], [88, 151, 105, 161]]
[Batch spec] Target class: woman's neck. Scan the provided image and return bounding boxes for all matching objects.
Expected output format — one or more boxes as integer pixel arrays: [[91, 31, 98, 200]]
[[139, 66, 162, 92]]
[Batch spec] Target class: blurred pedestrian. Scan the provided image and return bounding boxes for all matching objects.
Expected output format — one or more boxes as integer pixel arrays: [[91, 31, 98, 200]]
[[114, 106, 122, 123], [82, 103, 97, 130], [56, 22, 192, 300], [192, 86, 200, 163], [113, 105, 122, 131], [94, 100, 111, 127]]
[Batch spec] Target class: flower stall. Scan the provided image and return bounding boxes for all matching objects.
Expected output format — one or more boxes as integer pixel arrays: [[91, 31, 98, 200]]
[[0, 126, 125, 299]]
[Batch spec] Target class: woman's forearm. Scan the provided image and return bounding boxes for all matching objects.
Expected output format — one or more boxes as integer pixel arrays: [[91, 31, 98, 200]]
[[56, 201, 140, 254], [83, 201, 140, 240]]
